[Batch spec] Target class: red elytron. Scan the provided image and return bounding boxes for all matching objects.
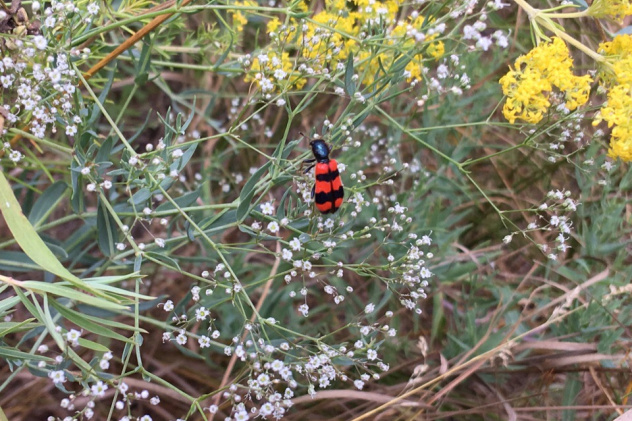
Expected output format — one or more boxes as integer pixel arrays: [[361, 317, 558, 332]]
[[304, 139, 344, 214]]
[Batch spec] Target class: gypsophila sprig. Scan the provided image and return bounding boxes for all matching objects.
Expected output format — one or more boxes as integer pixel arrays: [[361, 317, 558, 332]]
[[1, 1, 101, 163]]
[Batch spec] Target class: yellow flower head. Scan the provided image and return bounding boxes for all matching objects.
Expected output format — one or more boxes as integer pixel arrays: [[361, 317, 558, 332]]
[[599, 34, 632, 86], [598, 85, 632, 161], [587, 0, 632, 21], [267, 17, 282, 34], [228, 0, 257, 32], [500, 37, 592, 124], [251, 0, 446, 91]]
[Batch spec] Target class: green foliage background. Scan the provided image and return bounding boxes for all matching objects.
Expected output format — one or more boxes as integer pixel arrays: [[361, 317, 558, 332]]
[[1, 0, 631, 420]]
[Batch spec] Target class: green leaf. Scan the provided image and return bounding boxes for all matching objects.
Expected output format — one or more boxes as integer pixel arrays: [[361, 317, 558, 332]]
[[130, 187, 152, 205], [20, 281, 127, 311], [88, 65, 117, 126], [0, 172, 106, 299], [0, 251, 38, 272], [83, 272, 141, 285], [238, 162, 271, 221], [0, 295, 20, 314], [145, 251, 182, 272], [97, 197, 117, 257], [75, 311, 147, 333], [344, 53, 356, 96], [0, 346, 51, 362], [0, 319, 38, 336], [172, 143, 198, 172], [213, 34, 233, 71], [562, 373, 581, 421], [70, 160, 85, 213], [28, 181, 69, 227], [135, 35, 153, 86], [13, 289, 65, 351], [77, 337, 110, 352], [282, 139, 300, 160], [67, 347, 100, 375], [50, 300, 132, 343], [155, 188, 201, 213]]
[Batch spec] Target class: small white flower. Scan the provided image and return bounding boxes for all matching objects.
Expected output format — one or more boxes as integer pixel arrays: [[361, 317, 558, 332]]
[[48, 370, 66, 384], [289, 238, 301, 251], [33, 35, 47, 50], [198, 335, 211, 348], [195, 306, 209, 321], [65, 125, 77, 136], [261, 202, 275, 215], [267, 221, 280, 233], [66, 329, 81, 343], [87, 2, 100, 14], [91, 381, 108, 397], [282, 248, 293, 261], [8, 150, 22, 162]]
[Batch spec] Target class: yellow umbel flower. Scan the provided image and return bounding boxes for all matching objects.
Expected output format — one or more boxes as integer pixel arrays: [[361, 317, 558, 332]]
[[594, 34, 632, 161], [500, 37, 592, 124], [599, 34, 632, 86], [588, 0, 632, 21], [600, 84, 632, 161], [245, 0, 444, 91], [228, 0, 257, 32]]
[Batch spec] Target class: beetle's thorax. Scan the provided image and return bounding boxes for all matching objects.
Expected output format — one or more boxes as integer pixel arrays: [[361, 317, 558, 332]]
[[310, 140, 330, 162]]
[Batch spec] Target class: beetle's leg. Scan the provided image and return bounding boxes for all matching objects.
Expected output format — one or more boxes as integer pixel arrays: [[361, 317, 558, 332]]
[[302, 159, 315, 174]]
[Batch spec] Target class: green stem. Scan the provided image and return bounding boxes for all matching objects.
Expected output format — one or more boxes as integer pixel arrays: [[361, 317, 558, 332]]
[[511, 0, 605, 64], [76, 68, 137, 155], [8, 129, 73, 155], [376, 106, 462, 168], [461, 141, 529, 167]]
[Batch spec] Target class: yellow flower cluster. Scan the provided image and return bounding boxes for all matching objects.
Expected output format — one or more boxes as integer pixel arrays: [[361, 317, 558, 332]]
[[499, 37, 592, 124], [245, 0, 445, 92], [587, 0, 632, 21], [594, 34, 632, 161], [228, 0, 258, 32], [598, 85, 632, 161], [598, 34, 632, 86]]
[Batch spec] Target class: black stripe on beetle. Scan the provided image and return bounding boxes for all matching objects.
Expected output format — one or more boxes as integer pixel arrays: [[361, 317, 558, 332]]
[[315, 170, 340, 182], [315, 191, 334, 203], [333, 187, 344, 199]]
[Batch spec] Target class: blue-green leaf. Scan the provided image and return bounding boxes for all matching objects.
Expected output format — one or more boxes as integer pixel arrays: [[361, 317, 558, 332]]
[[345, 53, 356, 96], [97, 197, 117, 257]]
